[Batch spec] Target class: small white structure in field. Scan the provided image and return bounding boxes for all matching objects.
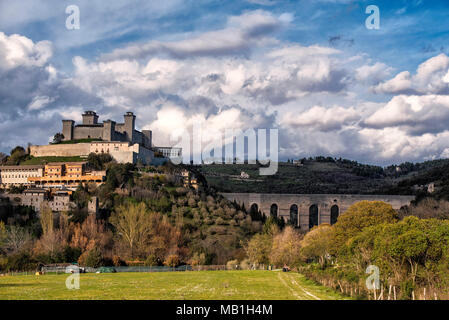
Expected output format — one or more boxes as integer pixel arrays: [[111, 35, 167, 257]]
[[240, 171, 250, 179]]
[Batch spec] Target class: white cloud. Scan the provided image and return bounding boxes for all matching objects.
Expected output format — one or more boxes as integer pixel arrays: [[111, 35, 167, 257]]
[[364, 95, 449, 135], [102, 10, 286, 61], [374, 71, 413, 94], [355, 62, 393, 84], [280, 105, 360, 131], [27, 95, 55, 110], [3, 9, 449, 167], [0, 32, 52, 70], [375, 54, 449, 95]]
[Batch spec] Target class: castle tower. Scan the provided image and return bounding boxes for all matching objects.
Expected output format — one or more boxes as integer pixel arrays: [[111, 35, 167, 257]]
[[142, 130, 152, 148], [123, 112, 136, 143], [102, 120, 116, 141], [82, 111, 99, 125], [62, 120, 74, 141]]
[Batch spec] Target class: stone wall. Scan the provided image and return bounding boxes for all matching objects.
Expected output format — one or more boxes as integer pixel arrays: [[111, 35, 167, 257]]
[[31, 142, 153, 165], [221, 193, 415, 231], [73, 126, 103, 140], [30, 144, 91, 157]]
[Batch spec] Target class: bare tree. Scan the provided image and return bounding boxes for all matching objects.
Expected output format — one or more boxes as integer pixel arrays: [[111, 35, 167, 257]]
[[2, 225, 32, 254], [110, 202, 152, 258]]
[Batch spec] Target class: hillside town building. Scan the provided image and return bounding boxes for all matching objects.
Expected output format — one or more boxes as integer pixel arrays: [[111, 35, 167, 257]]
[[28, 162, 106, 188], [0, 188, 98, 214], [0, 165, 44, 188], [0, 162, 106, 189]]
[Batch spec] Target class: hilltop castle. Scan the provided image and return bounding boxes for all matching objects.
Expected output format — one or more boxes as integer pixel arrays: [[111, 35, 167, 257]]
[[62, 111, 152, 149], [30, 111, 157, 165]]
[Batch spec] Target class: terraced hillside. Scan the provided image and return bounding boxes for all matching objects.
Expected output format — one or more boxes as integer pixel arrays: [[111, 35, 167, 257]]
[[197, 158, 449, 197]]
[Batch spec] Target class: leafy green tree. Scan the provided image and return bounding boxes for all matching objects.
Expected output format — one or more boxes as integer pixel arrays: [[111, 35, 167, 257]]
[[87, 153, 113, 170], [300, 224, 333, 268], [52, 133, 64, 144], [79, 247, 103, 268], [6, 146, 28, 165], [0, 152, 7, 164], [330, 201, 398, 256], [39, 202, 54, 236], [246, 233, 272, 265]]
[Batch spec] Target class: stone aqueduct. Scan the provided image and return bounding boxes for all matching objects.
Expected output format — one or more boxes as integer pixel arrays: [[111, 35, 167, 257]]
[[221, 193, 415, 231]]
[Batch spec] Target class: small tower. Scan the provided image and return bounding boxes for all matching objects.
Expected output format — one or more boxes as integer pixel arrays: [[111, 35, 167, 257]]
[[123, 112, 136, 143], [82, 111, 99, 125], [62, 120, 74, 141], [102, 120, 116, 141], [142, 130, 152, 148]]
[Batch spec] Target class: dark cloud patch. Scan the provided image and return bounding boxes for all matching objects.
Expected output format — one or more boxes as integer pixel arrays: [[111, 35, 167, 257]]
[[328, 35, 354, 48]]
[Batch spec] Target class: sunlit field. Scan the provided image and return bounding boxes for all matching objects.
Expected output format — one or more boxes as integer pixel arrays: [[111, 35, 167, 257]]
[[0, 270, 349, 300]]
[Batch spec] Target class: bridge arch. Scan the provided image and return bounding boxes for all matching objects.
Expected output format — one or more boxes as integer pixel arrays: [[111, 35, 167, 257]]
[[250, 203, 259, 215], [290, 204, 299, 228], [270, 203, 278, 218], [331, 205, 339, 225], [309, 204, 319, 230]]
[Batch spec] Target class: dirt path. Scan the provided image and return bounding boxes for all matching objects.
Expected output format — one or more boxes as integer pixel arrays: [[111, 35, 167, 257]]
[[277, 272, 344, 300]]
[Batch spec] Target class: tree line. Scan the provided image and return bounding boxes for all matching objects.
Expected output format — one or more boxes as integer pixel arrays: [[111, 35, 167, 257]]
[[244, 201, 449, 300]]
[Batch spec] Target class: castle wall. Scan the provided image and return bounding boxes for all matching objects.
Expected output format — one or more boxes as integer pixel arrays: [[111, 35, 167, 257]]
[[30, 144, 91, 157], [73, 126, 103, 140], [221, 193, 415, 231], [89, 142, 153, 164], [134, 145, 154, 165]]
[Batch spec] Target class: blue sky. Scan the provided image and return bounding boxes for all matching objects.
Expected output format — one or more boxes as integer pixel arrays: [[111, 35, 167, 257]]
[[2, 0, 446, 71], [1, 0, 449, 165]]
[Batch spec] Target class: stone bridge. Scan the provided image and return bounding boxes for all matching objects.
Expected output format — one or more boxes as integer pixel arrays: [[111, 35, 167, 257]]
[[221, 193, 415, 231]]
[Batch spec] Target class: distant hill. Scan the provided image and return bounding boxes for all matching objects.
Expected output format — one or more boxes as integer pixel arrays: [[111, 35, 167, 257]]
[[196, 157, 449, 200]]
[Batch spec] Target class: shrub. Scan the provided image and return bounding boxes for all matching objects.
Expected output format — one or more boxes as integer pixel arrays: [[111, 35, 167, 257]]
[[5, 252, 37, 271], [226, 259, 239, 270], [61, 246, 82, 263], [144, 254, 160, 266], [215, 217, 226, 225], [112, 255, 127, 267], [78, 248, 103, 268], [164, 254, 180, 267], [189, 252, 206, 266], [240, 259, 251, 270]]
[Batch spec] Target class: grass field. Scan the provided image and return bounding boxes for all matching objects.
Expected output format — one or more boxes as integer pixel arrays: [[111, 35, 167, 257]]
[[0, 270, 349, 300], [21, 156, 85, 165]]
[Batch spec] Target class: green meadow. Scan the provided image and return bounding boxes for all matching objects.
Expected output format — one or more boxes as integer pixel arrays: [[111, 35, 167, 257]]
[[0, 270, 349, 300]]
